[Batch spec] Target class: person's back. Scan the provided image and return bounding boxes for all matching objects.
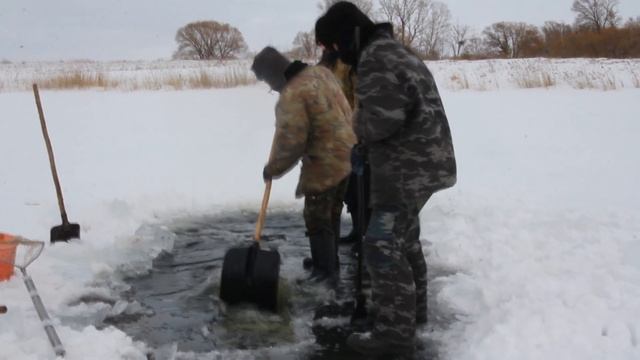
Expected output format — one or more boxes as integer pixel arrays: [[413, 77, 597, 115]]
[[253, 46, 356, 281], [356, 24, 456, 206], [317, 2, 457, 356], [269, 64, 355, 197]]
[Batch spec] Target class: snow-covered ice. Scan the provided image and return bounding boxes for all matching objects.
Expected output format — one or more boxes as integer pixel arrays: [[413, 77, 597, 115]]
[[1, 59, 639, 359]]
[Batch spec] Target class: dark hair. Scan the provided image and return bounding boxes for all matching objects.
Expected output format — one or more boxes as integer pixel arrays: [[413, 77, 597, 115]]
[[318, 1, 375, 65], [315, 16, 332, 47]]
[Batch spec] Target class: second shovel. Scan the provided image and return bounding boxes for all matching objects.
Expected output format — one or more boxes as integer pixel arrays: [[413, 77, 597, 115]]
[[33, 84, 80, 243]]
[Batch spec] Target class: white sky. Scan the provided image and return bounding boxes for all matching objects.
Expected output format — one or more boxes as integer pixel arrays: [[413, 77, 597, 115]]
[[1, 0, 639, 61]]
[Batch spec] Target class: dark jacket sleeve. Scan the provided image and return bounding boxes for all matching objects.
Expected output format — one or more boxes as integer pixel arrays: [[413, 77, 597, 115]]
[[354, 47, 410, 144]]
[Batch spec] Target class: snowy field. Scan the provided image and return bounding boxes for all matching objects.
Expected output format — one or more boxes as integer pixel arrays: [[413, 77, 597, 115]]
[[1, 59, 639, 359], [1, 58, 639, 92]]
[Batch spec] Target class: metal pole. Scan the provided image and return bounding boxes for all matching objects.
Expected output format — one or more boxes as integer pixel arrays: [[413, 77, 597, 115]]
[[352, 145, 367, 321], [21, 269, 65, 357]]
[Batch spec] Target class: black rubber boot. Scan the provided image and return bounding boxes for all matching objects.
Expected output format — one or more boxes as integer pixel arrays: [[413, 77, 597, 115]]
[[308, 229, 338, 282]]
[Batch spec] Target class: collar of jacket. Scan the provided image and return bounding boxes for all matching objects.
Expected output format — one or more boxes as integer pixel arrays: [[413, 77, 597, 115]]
[[284, 60, 309, 82], [361, 23, 394, 49], [353, 22, 394, 70]]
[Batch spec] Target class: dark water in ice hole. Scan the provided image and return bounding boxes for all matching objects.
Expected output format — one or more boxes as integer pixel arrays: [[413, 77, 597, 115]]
[[102, 210, 454, 359]]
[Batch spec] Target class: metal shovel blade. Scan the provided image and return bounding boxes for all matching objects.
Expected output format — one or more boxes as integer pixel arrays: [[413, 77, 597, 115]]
[[50, 222, 80, 243]]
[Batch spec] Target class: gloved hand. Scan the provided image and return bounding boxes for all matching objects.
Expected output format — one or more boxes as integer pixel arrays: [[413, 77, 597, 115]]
[[262, 166, 272, 183]]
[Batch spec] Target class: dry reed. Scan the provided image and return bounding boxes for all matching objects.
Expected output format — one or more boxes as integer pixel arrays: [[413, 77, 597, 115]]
[[28, 68, 256, 91]]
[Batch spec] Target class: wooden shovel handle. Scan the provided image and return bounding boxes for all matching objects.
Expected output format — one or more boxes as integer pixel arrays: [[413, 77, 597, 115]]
[[254, 180, 272, 241], [32, 84, 69, 225], [254, 131, 278, 242]]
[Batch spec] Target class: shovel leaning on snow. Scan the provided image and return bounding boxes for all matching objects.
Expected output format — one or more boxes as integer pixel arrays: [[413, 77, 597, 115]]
[[32, 84, 81, 243]]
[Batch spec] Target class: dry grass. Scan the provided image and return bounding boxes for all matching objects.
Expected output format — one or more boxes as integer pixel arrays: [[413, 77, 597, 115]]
[[3, 59, 636, 93], [37, 71, 117, 90], [450, 72, 470, 90], [632, 71, 640, 88], [186, 69, 256, 89], [28, 68, 256, 91], [446, 70, 495, 91], [513, 71, 556, 89], [569, 73, 619, 91]]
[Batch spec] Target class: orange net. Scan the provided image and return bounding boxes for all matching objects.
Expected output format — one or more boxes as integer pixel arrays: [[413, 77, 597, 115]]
[[0, 233, 17, 281], [0, 234, 44, 280]]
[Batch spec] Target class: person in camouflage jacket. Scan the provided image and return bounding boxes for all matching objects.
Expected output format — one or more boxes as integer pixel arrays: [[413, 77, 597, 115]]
[[251, 47, 357, 280], [316, 17, 373, 248], [319, 2, 457, 356]]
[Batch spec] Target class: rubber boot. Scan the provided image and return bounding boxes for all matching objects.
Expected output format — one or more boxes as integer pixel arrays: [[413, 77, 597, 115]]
[[308, 229, 338, 282]]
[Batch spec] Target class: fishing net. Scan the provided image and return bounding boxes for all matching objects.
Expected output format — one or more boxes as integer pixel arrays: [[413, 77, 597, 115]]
[[0, 234, 44, 278], [0, 233, 65, 356]]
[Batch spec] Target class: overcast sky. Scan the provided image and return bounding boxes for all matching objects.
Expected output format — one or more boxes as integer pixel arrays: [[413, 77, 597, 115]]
[[1, 0, 639, 61]]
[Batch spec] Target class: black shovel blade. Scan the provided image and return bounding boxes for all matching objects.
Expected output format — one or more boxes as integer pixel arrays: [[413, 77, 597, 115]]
[[220, 243, 280, 312], [251, 245, 280, 311], [50, 223, 80, 243], [220, 246, 252, 305]]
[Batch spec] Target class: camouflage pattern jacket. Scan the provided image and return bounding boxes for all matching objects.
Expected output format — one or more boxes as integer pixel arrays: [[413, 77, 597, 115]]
[[265, 65, 356, 197], [355, 24, 457, 206]]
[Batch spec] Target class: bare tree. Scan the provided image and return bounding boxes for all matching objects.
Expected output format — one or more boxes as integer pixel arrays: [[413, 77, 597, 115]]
[[542, 21, 574, 40], [173, 21, 247, 60], [625, 16, 640, 28], [379, 0, 429, 49], [463, 36, 490, 58], [542, 21, 573, 55], [483, 22, 511, 57], [450, 22, 471, 58], [379, 0, 451, 58], [317, 0, 374, 16], [571, 0, 621, 32], [483, 22, 542, 58], [418, 1, 451, 59], [292, 31, 319, 59]]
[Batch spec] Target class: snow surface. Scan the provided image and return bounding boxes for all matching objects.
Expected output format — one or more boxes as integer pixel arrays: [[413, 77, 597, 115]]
[[1, 59, 639, 359]]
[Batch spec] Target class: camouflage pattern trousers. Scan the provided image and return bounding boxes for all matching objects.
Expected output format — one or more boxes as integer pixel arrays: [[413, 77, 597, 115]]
[[364, 194, 432, 343], [303, 177, 349, 237]]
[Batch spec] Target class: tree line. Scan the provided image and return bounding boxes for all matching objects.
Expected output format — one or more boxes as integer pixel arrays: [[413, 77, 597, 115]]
[[173, 0, 640, 61]]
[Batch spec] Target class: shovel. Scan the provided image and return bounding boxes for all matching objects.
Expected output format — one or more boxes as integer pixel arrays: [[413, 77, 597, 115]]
[[219, 180, 281, 311], [33, 84, 80, 243]]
